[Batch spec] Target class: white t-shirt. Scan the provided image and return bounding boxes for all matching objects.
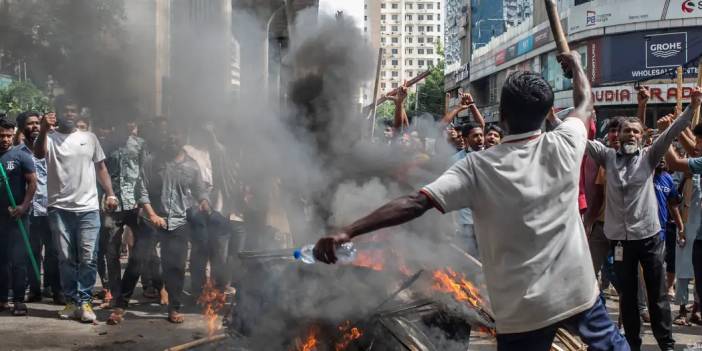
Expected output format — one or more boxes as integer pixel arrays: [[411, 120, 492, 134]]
[[46, 131, 106, 212], [421, 118, 598, 334]]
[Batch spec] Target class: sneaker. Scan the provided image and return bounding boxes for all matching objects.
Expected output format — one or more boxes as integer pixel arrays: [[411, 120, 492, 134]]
[[80, 303, 96, 322], [58, 303, 79, 320]]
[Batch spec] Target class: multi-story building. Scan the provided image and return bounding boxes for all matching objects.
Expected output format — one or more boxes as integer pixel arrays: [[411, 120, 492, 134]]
[[469, 0, 702, 129], [363, 0, 445, 103]]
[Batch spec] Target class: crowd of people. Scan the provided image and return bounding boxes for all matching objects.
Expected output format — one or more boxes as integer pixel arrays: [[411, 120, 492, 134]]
[[313, 52, 702, 351], [0, 50, 702, 351], [0, 100, 243, 326]]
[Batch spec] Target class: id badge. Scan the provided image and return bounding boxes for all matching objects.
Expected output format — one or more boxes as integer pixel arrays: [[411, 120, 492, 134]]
[[614, 242, 624, 262]]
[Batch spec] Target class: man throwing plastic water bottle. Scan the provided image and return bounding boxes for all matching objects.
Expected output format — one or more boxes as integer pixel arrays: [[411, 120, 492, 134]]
[[313, 52, 630, 351]]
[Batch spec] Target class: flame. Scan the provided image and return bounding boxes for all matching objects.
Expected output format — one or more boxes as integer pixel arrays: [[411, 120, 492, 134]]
[[335, 321, 363, 351], [432, 268, 484, 308], [353, 249, 385, 271], [296, 327, 319, 351], [197, 279, 227, 337], [478, 326, 497, 337]]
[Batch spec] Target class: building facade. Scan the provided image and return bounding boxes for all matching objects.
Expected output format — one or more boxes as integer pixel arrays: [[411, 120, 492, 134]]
[[468, 0, 702, 131], [363, 0, 445, 103]]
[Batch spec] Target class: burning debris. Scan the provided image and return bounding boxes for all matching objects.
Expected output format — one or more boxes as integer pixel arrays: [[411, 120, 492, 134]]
[[334, 321, 363, 351], [197, 279, 228, 337]]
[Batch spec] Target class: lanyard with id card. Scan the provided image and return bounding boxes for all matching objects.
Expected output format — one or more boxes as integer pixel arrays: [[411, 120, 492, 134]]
[[614, 241, 624, 262]]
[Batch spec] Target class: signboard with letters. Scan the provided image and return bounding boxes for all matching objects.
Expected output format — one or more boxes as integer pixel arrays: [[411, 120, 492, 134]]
[[591, 83, 696, 106]]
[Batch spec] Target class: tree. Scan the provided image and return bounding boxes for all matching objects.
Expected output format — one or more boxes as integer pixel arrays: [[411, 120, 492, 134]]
[[0, 81, 51, 117], [415, 43, 446, 118]]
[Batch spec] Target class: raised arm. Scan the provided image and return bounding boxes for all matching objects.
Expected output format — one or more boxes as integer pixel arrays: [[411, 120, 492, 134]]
[[313, 192, 433, 263], [558, 51, 593, 126], [386, 84, 409, 132], [462, 93, 485, 129], [33, 115, 50, 159], [586, 140, 609, 166], [636, 86, 650, 126], [649, 88, 702, 163], [665, 146, 693, 174]]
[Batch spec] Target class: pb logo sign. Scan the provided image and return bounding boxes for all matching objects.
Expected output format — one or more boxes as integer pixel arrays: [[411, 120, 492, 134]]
[[646, 32, 687, 68], [586, 11, 596, 26]]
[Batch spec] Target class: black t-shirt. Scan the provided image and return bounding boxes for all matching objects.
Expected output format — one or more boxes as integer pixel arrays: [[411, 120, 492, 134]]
[[0, 146, 35, 217]]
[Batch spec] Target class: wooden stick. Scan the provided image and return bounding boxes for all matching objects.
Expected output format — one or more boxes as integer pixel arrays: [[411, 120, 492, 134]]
[[369, 48, 383, 139], [164, 334, 227, 351], [693, 61, 702, 126], [677, 66, 684, 114], [544, 0, 570, 54], [363, 69, 432, 112]]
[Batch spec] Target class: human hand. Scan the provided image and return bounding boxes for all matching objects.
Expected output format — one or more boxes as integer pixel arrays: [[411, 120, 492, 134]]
[[691, 86, 702, 109], [313, 231, 351, 264], [149, 213, 167, 229], [657, 114, 674, 130], [104, 195, 119, 212], [556, 51, 582, 78], [678, 230, 687, 248], [8, 204, 28, 219], [636, 86, 650, 104]]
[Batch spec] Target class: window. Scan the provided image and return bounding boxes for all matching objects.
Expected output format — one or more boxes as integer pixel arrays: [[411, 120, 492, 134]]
[[418, 37, 425, 43], [405, 14, 412, 20], [364, 27, 367, 32], [405, 25, 413, 32], [392, 60, 398, 66], [381, 60, 386, 66], [418, 48, 425, 54], [381, 14, 386, 20], [391, 48, 398, 54], [418, 3, 424, 9], [437, 2, 440, 9], [392, 14, 398, 20], [418, 14, 424, 20], [381, 37, 386, 44], [427, 37, 434, 43], [427, 48, 434, 55], [405, 48, 414, 54], [427, 14, 433, 21], [391, 37, 398, 44], [406, 71, 413, 77], [437, 24, 441, 32], [406, 59, 413, 65], [392, 83, 398, 88], [418, 59, 425, 66], [406, 37, 413, 43], [428, 59, 434, 66], [426, 26, 433, 32], [381, 3, 385, 8], [437, 14, 440, 21], [427, 3, 433, 9], [381, 83, 386, 89], [392, 71, 398, 77], [418, 26, 424, 32], [364, 15, 367, 21], [391, 3, 398, 9], [406, 3, 413, 9], [391, 25, 398, 32]]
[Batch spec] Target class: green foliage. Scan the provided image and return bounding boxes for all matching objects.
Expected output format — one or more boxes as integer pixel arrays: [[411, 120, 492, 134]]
[[415, 42, 445, 117], [0, 81, 51, 117]]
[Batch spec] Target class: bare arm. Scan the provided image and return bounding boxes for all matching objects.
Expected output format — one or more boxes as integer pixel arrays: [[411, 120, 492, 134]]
[[33, 116, 50, 159], [558, 51, 593, 126], [636, 86, 650, 126], [313, 192, 433, 263], [665, 146, 692, 174], [95, 161, 116, 203], [583, 182, 603, 234], [462, 93, 485, 129], [649, 105, 695, 164], [680, 127, 696, 155], [9, 172, 37, 219]]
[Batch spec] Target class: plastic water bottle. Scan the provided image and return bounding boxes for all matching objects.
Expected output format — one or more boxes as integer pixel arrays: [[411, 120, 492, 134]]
[[293, 242, 357, 264]]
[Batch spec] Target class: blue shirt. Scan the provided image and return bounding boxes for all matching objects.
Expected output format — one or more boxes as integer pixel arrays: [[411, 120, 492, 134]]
[[0, 146, 36, 218], [653, 171, 678, 239]]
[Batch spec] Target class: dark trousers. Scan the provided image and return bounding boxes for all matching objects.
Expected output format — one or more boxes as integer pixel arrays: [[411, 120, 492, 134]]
[[27, 215, 61, 297], [227, 220, 246, 285], [693, 240, 702, 314], [496, 299, 629, 351], [613, 235, 674, 350], [589, 222, 610, 285], [189, 211, 231, 295], [116, 222, 188, 313], [0, 217, 29, 303], [97, 210, 138, 295]]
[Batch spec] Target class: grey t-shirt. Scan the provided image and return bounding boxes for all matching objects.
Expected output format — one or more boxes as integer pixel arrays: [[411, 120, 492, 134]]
[[46, 131, 106, 212]]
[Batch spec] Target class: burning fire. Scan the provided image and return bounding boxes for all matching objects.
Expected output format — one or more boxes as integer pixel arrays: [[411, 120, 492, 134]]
[[295, 327, 319, 351], [335, 321, 363, 351], [197, 279, 227, 336], [353, 249, 385, 271], [432, 268, 484, 308]]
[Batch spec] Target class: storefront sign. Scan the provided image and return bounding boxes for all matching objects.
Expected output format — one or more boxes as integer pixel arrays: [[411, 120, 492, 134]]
[[568, 0, 702, 35], [591, 83, 696, 106], [517, 36, 534, 56], [495, 50, 506, 65], [595, 28, 702, 84], [533, 28, 551, 49]]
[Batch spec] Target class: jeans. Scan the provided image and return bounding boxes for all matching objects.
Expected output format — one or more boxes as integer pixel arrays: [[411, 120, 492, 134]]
[[0, 216, 29, 303], [189, 211, 231, 295], [48, 208, 100, 305], [456, 224, 479, 259], [27, 215, 62, 297], [496, 299, 629, 351], [97, 210, 139, 295], [612, 235, 674, 351]]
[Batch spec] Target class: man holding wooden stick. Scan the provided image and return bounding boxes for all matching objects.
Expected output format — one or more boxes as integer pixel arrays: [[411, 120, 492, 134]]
[[314, 51, 629, 351]]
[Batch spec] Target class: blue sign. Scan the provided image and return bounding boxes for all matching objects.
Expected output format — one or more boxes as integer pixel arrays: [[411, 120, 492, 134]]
[[517, 36, 534, 56], [645, 32, 687, 69]]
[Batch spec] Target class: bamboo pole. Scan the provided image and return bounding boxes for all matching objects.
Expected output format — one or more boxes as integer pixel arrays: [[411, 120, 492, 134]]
[[677, 66, 684, 115], [164, 334, 227, 351], [693, 61, 702, 126], [544, 0, 570, 54], [369, 48, 383, 140]]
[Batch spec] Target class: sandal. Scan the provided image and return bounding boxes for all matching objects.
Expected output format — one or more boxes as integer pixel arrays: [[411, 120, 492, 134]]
[[168, 310, 185, 324], [106, 308, 125, 325], [12, 303, 27, 316], [673, 314, 692, 326]]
